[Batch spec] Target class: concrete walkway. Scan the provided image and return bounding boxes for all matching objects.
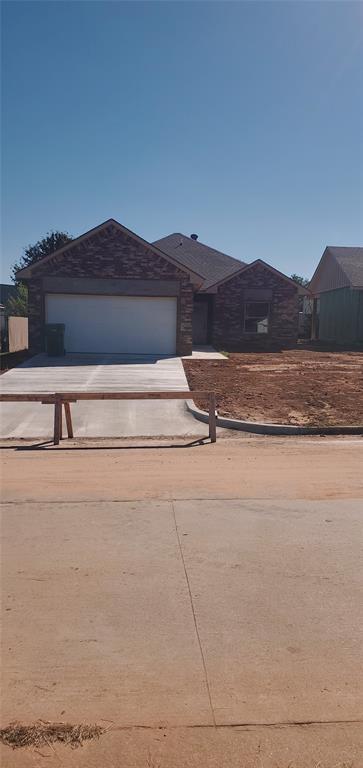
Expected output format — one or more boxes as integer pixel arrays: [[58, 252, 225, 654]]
[[183, 346, 226, 360], [0, 354, 205, 438]]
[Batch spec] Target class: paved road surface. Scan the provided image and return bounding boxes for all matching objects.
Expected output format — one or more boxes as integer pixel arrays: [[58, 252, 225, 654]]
[[1, 435, 362, 766]]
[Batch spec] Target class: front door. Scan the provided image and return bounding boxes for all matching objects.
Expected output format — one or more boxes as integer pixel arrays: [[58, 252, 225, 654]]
[[192, 299, 209, 345]]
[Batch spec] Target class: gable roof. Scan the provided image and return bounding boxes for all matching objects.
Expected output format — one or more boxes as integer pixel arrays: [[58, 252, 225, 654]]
[[202, 258, 307, 293], [16, 219, 204, 284], [326, 247, 363, 288], [153, 233, 245, 290], [15, 217, 305, 294], [309, 246, 363, 294], [153, 233, 305, 293]]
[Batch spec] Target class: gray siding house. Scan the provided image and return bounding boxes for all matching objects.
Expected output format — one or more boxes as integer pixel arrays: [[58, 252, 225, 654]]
[[309, 246, 363, 344]]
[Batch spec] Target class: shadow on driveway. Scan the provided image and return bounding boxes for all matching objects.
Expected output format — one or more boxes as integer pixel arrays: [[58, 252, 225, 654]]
[[18, 353, 178, 368]]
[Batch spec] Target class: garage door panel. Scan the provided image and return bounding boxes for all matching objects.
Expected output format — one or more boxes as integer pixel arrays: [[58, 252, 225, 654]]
[[45, 294, 177, 354]]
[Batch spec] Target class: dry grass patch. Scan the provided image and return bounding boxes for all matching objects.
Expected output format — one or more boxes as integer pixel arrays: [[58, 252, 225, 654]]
[[0, 720, 104, 750]]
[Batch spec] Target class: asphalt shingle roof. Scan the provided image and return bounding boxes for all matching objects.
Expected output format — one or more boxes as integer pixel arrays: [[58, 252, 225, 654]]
[[327, 246, 363, 288], [153, 233, 245, 290]]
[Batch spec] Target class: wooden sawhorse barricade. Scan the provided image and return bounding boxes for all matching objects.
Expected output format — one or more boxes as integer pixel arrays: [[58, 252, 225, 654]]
[[0, 391, 217, 445]]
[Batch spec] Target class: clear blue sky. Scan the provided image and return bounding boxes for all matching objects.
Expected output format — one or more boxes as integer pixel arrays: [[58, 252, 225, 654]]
[[1, 0, 362, 282]]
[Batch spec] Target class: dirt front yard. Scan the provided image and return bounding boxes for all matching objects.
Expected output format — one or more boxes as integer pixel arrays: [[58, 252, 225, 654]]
[[183, 349, 363, 426]]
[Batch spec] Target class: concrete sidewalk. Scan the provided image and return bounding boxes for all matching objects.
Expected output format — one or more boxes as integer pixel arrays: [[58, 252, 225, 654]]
[[0, 354, 205, 437]]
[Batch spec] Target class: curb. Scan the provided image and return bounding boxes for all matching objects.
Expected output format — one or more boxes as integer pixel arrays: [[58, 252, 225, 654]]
[[186, 400, 363, 436]]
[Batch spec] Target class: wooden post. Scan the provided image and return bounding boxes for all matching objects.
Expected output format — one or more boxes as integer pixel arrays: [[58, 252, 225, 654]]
[[209, 393, 217, 443], [59, 401, 63, 441], [311, 297, 318, 340], [64, 402, 74, 438], [53, 400, 62, 445]]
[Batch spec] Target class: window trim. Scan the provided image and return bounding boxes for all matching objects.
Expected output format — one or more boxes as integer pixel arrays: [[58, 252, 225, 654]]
[[243, 300, 270, 334]]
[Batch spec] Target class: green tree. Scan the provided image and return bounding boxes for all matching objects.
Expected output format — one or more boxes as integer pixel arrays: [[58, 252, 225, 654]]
[[291, 273, 310, 288], [5, 282, 28, 316], [12, 231, 73, 282]]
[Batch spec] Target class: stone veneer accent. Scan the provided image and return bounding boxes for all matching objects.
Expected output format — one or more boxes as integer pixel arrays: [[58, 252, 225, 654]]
[[26, 223, 194, 355], [211, 262, 299, 349]]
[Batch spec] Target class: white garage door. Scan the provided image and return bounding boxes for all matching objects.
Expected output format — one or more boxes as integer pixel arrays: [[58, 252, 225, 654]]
[[45, 294, 177, 354]]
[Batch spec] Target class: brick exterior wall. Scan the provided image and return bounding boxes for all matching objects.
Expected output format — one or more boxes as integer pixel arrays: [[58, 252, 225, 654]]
[[26, 223, 194, 355], [211, 262, 299, 349]]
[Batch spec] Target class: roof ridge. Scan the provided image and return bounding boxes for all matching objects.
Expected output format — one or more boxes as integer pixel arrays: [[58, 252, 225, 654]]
[[153, 232, 247, 291], [327, 245, 363, 250], [154, 232, 245, 267]]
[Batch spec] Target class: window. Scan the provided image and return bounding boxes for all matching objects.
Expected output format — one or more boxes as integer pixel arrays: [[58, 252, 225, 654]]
[[244, 301, 269, 334]]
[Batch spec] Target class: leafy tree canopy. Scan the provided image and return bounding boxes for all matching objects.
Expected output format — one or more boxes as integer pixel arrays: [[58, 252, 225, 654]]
[[5, 282, 28, 317], [291, 273, 310, 288], [12, 231, 73, 282]]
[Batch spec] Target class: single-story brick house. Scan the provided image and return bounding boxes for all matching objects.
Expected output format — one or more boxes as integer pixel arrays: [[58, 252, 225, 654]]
[[17, 218, 301, 356]]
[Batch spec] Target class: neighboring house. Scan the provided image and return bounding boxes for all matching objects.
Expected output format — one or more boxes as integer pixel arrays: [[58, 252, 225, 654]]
[[309, 246, 363, 344], [16, 219, 301, 356]]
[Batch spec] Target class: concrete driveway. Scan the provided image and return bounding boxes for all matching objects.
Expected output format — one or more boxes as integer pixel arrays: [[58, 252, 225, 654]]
[[0, 353, 204, 438]]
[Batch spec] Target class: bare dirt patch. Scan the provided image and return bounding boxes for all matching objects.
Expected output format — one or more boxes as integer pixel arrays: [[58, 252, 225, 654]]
[[0, 721, 103, 750], [183, 350, 363, 426]]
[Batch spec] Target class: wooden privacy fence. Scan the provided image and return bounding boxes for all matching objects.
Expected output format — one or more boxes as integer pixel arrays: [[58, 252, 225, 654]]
[[0, 391, 217, 445]]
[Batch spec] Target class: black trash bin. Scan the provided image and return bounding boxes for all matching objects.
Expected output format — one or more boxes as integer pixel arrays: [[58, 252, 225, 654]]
[[45, 324, 65, 356]]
